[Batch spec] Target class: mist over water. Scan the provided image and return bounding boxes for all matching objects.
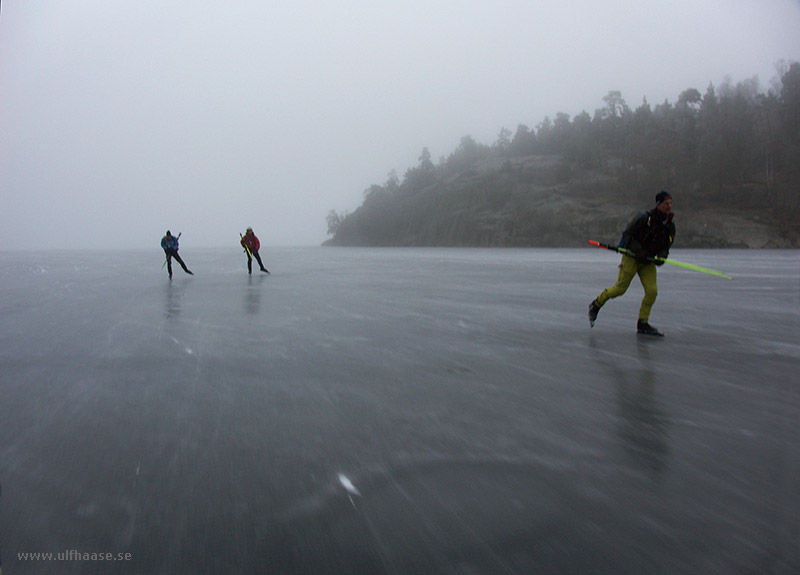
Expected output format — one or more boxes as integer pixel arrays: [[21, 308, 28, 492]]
[[0, 248, 798, 574], [3, 1, 800, 250]]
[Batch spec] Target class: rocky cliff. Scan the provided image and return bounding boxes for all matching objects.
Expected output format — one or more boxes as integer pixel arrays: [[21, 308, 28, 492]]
[[327, 154, 799, 249]]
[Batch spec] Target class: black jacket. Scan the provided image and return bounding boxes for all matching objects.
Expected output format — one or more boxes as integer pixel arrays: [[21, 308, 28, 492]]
[[619, 209, 675, 260]]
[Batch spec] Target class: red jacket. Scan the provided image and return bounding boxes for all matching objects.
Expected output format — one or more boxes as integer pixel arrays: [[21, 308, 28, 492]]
[[241, 231, 260, 252]]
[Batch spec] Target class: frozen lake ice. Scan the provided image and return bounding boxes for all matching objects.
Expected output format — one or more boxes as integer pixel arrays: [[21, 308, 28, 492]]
[[0, 247, 798, 574]]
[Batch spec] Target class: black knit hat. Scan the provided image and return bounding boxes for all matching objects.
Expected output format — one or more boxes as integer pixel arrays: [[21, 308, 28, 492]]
[[655, 191, 672, 205]]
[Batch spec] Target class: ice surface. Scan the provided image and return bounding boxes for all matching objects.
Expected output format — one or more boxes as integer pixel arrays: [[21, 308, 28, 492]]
[[0, 247, 798, 574]]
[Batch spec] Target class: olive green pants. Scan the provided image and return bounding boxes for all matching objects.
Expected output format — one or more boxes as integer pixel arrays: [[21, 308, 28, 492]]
[[595, 254, 658, 321]]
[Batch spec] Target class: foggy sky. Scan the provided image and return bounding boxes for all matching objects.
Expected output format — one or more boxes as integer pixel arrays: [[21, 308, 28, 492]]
[[2, 0, 799, 250]]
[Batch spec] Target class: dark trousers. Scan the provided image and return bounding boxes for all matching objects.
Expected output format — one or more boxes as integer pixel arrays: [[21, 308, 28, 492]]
[[165, 249, 191, 277], [246, 250, 266, 273]]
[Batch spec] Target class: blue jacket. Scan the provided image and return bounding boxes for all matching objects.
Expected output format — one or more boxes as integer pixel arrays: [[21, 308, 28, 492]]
[[161, 235, 179, 251]]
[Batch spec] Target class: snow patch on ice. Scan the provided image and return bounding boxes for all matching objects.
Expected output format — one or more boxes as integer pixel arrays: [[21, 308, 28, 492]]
[[338, 473, 361, 496]]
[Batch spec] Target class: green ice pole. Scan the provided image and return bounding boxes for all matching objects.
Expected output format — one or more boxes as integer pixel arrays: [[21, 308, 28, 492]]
[[240, 233, 252, 258], [588, 240, 732, 280]]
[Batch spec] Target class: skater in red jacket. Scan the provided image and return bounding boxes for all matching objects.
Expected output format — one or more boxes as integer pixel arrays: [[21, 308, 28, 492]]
[[240, 227, 269, 275]]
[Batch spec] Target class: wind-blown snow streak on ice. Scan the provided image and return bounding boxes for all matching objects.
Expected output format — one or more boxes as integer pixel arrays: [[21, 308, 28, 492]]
[[165, 334, 193, 355], [338, 473, 361, 497]]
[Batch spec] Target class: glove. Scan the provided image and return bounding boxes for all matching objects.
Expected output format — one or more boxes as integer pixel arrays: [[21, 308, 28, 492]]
[[655, 259, 664, 266]]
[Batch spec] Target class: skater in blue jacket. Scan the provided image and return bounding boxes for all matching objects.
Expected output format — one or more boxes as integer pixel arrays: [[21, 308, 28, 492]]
[[160, 231, 193, 279]]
